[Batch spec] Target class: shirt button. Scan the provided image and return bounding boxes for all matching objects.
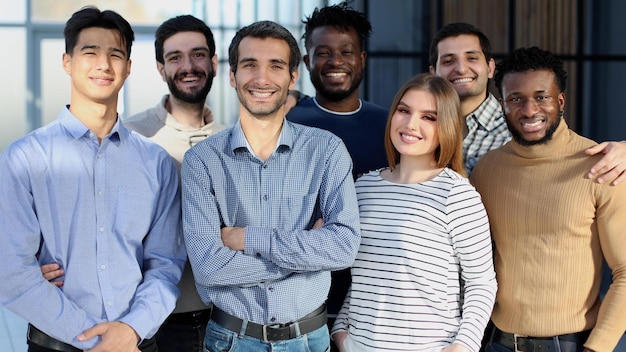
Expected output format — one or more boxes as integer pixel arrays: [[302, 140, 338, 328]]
[[262, 164, 267, 169], [263, 195, 268, 201], [256, 253, 261, 257], [107, 301, 113, 306], [100, 265, 106, 270], [270, 317, 276, 322], [98, 190, 103, 196], [99, 227, 105, 232], [268, 287, 274, 292]]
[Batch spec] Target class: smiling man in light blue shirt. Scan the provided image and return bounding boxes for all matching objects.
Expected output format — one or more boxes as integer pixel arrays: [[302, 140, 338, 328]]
[[0, 7, 185, 352], [182, 20, 360, 352]]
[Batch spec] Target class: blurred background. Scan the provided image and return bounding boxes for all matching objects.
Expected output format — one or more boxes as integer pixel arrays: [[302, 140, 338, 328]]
[[0, 0, 625, 351]]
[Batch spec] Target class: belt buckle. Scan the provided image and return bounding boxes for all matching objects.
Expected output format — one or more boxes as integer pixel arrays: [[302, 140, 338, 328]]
[[514, 333, 527, 352], [262, 323, 283, 342]]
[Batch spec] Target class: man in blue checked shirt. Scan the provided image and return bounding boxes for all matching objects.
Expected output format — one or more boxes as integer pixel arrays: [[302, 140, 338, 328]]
[[0, 7, 185, 352], [182, 20, 361, 352]]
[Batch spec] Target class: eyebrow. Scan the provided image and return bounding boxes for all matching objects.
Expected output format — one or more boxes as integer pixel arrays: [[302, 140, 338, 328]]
[[80, 44, 126, 57], [164, 46, 210, 58], [398, 100, 437, 114], [239, 57, 288, 66]]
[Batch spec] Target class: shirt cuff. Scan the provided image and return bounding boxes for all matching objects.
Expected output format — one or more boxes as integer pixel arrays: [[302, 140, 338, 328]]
[[243, 226, 274, 258]]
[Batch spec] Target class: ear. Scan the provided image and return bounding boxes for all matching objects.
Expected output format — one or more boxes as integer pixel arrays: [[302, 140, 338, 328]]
[[229, 69, 236, 88], [558, 92, 566, 110], [360, 50, 367, 69], [157, 61, 166, 82], [429, 65, 436, 75], [289, 69, 299, 90], [62, 53, 72, 75], [211, 54, 218, 77], [487, 58, 496, 79], [125, 59, 131, 78], [303, 54, 311, 72]]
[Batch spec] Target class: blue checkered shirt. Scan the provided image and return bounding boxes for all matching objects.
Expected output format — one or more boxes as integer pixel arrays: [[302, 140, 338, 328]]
[[182, 119, 361, 325], [464, 93, 512, 175]]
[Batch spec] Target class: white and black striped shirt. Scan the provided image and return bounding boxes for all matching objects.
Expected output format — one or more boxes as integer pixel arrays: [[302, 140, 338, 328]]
[[333, 168, 496, 352]]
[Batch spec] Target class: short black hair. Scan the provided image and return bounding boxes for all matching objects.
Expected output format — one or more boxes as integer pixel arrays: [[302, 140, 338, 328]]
[[302, 2, 372, 52], [64, 6, 134, 59], [154, 15, 216, 64], [494, 46, 568, 96], [429, 22, 492, 68], [228, 20, 300, 78]]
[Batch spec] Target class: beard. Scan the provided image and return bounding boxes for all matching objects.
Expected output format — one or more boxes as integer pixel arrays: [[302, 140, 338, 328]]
[[309, 69, 363, 102], [166, 69, 214, 104], [507, 117, 561, 146]]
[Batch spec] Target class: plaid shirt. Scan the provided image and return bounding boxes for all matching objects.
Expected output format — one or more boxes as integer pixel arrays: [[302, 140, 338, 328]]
[[463, 93, 512, 175]]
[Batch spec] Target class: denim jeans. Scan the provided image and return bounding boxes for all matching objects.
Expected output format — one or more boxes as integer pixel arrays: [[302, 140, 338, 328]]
[[204, 320, 330, 352]]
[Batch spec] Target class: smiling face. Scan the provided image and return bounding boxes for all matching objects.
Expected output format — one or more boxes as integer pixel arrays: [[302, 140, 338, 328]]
[[500, 69, 565, 145], [431, 34, 494, 107], [389, 88, 440, 162], [159, 31, 217, 104], [63, 27, 131, 107], [230, 36, 297, 119], [304, 26, 365, 103]]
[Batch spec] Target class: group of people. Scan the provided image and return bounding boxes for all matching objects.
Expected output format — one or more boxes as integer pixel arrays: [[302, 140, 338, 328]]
[[0, 2, 625, 352]]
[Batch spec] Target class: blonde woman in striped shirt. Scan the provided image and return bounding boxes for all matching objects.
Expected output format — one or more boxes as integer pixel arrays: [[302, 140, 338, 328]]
[[332, 73, 496, 352]]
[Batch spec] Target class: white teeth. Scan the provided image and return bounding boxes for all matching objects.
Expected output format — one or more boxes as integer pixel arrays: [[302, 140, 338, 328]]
[[521, 120, 543, 127], [251, 91, 272, 98], [325, 72, 347, 77], [182, 77, 199, 82], [453, 78, 473, 83], [401, 133, 419, 141]]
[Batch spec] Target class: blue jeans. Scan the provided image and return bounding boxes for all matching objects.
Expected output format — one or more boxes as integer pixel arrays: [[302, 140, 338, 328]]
[[204, 320, 330, 352]]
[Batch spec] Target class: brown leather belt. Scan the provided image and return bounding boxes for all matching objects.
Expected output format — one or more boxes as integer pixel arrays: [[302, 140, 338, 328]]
[[210, 304, 327, 342], [492, 327, 590, 352], [27, 324, 157, 352]]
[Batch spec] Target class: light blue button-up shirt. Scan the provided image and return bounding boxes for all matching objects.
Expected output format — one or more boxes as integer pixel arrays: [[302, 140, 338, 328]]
[[0, 107, 186, 349], [182, 119, 360, 325]]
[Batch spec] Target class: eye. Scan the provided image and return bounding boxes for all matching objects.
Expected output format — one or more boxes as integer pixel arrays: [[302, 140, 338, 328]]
[[167, 55, 180, 62], [423, 115, 437, 121], [396, 106, 409, 114], [315, 51, 329, 57], [441, 58, 453, 65], [193, 52, 206, 58]]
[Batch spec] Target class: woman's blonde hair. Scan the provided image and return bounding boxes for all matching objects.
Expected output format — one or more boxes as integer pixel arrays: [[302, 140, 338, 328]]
[[384, 73, 465, 176]]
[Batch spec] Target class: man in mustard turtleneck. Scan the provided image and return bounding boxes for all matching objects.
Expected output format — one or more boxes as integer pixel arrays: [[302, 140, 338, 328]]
[[472, 47, 626, 352]]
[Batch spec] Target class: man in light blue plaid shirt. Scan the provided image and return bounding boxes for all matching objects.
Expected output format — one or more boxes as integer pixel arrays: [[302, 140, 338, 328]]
[[181, 20, 360, 352], [430, 22, 626, 182]]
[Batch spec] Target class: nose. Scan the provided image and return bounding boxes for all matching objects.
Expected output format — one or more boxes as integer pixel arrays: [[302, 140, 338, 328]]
[[181, 55, 194, 71], [406, 113, 420, 130], [454, 60, 468, 74], [520, 98, 540, 117], [96, 54, 112, 71], [327, 52, 344, 66]]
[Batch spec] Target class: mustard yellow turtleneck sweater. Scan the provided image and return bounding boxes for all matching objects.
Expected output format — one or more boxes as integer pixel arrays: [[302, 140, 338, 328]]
[[471, 119, 626, 352]]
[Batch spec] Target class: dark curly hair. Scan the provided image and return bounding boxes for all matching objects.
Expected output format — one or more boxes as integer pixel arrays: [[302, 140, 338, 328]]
[[302, 1, 372, 52], [494, 46, 568, 96]]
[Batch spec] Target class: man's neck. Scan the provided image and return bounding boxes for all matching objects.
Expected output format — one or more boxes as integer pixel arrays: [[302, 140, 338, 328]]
[[460, 91, 489, 117], [315, 91, 360, 113], [239, 110, 284, 161], [166, 95, 209, 128], [69, 97, 118, 142]]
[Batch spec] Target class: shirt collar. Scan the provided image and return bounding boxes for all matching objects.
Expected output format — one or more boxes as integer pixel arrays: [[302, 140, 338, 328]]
[[468, 93, 503, 131], [59, 105, 125, 142], [230, 118, 293, 155]]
